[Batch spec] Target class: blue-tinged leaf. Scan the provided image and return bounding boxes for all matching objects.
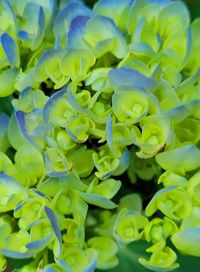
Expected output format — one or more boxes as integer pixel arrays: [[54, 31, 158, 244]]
[[3, 0, 18, 32], [33, 190, 46, 197], [67, 16, 89, 48], [132, 17, 145, 43], [44, 268, 56, 272], [162, 104, 190, 124], [83, 15, 127, 58], [36, 49, 60, 72], [67, 87, 106, 124], [26, 234, 53, 250], [0, 113, 9, 152], [175, 68, 200, 96], [32, 6, 46, 50], [1, 33, 20, 67], [38, 176, 86, 196], [18, 31, 28, 40], [179, 27, 192, 71], [14, 202, 23, 213], [43, 88, 67, 122], [93, 0, 131, 29], [44, 149, 73, 177], [112, 148, 130, 176], [171, 227, 200, 256], [70, 15, 90, 33], [84, 250, 97, 272], [16, 109, 50, 148], [108, 67, 158, 92], [0, 249, 33, 259], [84, 262, 96, 272], [18, 4, 46, 50], [129, 42, 155, 58], [29, 218, 49, 229], [83, 256, 97, 272], [67, 87, 82, 112], [45, 206, 62, 257], [0, 172, 24, 189], [106, 114, 113, 150], [148, 0, 171, 5], [15, 111, 30, 143], [54, 1, 92, 38], [156, 145, 200, 171], [19, 87, 32, 98], [79, 192, 117, 209], [54, 36, 60, 49], [49, 0, 55, 10], [65, 126, 79, 142], [46, 170, 69, 177], [57, 259, 73, 272]]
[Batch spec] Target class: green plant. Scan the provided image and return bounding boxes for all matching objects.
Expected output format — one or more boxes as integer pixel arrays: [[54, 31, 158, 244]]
[[0, 0, 200, 271]]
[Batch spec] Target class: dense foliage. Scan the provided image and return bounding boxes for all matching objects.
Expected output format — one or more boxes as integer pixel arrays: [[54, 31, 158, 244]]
[[0, 0, 200, 271]]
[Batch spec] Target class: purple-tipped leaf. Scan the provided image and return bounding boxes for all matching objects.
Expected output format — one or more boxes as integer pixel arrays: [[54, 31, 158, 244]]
[[45, 206, 62, 257], [54, 1, 92, 38], [15, 111, 31, 144], [33, 190, 46, 197], [26, 234, 53, 250], [1, 33, 20, 67], [79, 192, 117, 209], [0, 249, 33, 259], [179, 28, 192, 71], [109, 67, 158, 91], [43, 88, 67, 122], [32, 7, 46, 50], [14, 202, 23, 213], [57, 259, 73, 272], [106, 114, 113, 150], [44, 268, 56, 272]]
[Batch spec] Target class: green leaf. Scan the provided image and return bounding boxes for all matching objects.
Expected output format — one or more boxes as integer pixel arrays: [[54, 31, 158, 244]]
[[118, 194, 142, 212], [156, 145, 200, 171], [79, 192, 117, 209]]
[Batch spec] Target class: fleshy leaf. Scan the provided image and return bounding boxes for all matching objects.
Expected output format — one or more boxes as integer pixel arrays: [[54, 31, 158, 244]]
[[87, 237, 118, 270], [145, 186, 192, 220], [139, 246, 179, 272], [61, 49, 95, 82], [0, 249, 33, 259], [68, 15, 128, 59], [113, 208, 148, 246], [94, 0, 131, 30], [91, 178, 121, 199], [109, 67, 158, 91], [38, 175, 86, 197], [118, 194, 142, 213], [61, 247, 97, 272], [1, 33, 20, 67], [53, 1, 92, 39], [45, 206, 62, 257], [156, 145, 200, 171], [79, 192, 117, 209], [171, 227, 200, 257], [26, 234, 53, 251], [112, 89, 149, 124], [0, 68, 19, 97], [0, 173, 27, 212]]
